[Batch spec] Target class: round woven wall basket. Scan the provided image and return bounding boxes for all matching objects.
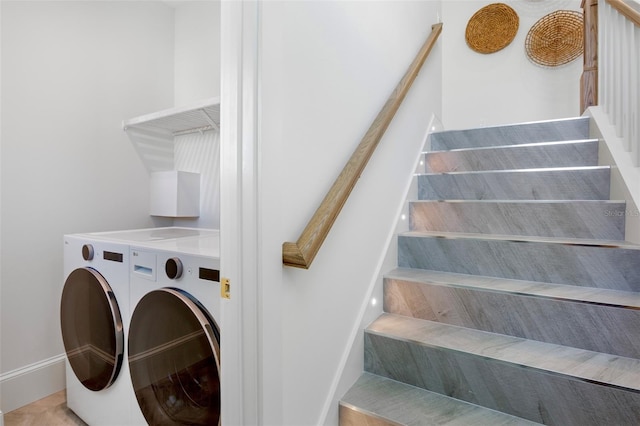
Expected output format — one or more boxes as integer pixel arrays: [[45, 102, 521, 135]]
[[526, 10, 584, 67], [466, 3, 519, 54]]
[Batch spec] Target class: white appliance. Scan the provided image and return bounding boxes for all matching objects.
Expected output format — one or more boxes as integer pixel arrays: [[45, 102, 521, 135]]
[[127, 232, 221, 425], [61, 227, 217, 425], [61, 234, 135, 426]]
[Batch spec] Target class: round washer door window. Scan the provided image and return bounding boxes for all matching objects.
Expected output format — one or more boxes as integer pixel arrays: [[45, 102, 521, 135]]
[[128, 288, 221, 426], [60, 267, 124, 391]]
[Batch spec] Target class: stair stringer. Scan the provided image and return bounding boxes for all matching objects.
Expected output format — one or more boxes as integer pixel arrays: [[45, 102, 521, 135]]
[[320, 114, 444, 425], [587, 106, 640, 243]]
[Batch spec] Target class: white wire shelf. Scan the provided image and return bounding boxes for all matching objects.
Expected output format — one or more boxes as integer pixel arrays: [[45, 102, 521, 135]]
[[123, 97, 220, 137], [123, 98, 220, 173]]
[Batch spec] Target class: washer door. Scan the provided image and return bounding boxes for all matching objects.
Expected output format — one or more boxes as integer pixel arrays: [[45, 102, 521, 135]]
[[128, 288, 221, 426], [60, 267, 124, 391]]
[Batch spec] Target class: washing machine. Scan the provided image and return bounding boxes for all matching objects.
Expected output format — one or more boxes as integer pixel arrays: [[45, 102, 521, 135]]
[[127, 232, 221, 426], [60, 227, 218, 425], [61, 234, 136, 425]]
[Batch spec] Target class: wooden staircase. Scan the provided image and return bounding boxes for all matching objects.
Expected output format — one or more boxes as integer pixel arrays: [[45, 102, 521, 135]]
[[339, 117, 640, 425]]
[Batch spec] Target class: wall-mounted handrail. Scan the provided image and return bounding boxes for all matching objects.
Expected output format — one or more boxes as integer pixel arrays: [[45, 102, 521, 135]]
[[607, 0, 640, 26], [282, 23, 443, 269]]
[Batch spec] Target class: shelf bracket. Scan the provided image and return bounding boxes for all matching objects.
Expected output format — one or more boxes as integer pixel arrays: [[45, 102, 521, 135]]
[[200, 108, 220, 132]]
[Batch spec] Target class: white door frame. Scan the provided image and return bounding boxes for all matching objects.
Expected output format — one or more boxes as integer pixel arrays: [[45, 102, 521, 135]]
[[220, 1, 261, 425]]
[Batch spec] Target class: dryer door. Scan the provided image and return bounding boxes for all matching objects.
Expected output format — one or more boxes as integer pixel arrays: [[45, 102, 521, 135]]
[[128, 288, 221, 426], [60, 267, 124, 391]]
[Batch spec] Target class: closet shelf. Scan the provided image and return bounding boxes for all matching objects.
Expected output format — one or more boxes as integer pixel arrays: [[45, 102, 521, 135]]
[[122, 97, 220, 173], [123, 97, 220, 137]]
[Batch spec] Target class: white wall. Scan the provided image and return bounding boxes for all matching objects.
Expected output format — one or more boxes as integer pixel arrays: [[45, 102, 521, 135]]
[[442, 0, 583, 129], [0, 0, 174, 412], [258, 2, 442, 424], [171, 0, 221, 229], [174, 1, 221, 106], [173, 131, 221, 229]]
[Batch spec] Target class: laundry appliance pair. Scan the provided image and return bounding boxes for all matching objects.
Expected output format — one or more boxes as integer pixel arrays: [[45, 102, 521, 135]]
[[60, 227, 221, 425]]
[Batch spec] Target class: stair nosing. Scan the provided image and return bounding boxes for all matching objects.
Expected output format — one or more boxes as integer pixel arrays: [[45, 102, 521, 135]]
[[399, 230, 640, 249], [416, 165, 611, 176], [385, 267, 640, 310], [426, 138, 598, 154], [368, 314, 640, 392], [339, 400, 404, 426], [408, 199, 626, 205], [341, 372, 540, 426]]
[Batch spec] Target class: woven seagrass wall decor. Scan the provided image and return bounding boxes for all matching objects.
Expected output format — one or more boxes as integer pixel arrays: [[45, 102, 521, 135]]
[[466, 3, 520, 54], [525, 10, 584, 67]]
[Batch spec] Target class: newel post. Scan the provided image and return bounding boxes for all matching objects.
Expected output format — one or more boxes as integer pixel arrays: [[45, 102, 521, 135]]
[[581, 0, 599, 113]]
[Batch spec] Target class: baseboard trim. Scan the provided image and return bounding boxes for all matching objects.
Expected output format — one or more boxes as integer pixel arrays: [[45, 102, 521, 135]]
[[0, 354, 66, 413]]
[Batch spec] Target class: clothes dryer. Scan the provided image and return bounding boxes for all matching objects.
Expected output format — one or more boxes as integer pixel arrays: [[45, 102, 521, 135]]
[[61, 227, 217, 425], [127, 232, 221, 425]]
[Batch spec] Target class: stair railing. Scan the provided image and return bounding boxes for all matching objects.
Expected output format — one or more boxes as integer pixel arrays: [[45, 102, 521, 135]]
[[600, 0, 640, 165], [282, 23, 443, 269]]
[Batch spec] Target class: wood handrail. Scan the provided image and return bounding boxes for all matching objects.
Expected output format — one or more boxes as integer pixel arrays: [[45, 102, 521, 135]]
[[607, 0, 640, 26], [282, 23, 443, 269]]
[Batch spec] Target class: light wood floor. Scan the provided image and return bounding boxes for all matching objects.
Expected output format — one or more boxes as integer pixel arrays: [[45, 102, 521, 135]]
[[4, 390, 87, 426]]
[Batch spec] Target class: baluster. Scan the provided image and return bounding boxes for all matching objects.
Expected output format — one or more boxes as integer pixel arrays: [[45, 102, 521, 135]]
[[635, 25, 640, 165], [601, 0, 640, 162], [627, 21, 636, 159], [622, 19, 631, 150], [614, 13, 624, 137], [599, 3, 607, 113], [609, 5, 618, 126], [604, 4, 610, 115], [602, 3, 612, 115]]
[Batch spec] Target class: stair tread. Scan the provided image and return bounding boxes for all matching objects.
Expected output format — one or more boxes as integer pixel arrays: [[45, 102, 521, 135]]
[[400, 230, 640, 249], [386, 267, 640, 309], [427, 139, 598, 154], [341, 373, 539, 426], [418, 165, 611, 176], [368, 314, 640, 392]]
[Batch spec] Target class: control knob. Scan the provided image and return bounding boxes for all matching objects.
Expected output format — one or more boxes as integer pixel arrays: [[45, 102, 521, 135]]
[[82, 244, 94, 261], [165, 257, 183, 280]]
